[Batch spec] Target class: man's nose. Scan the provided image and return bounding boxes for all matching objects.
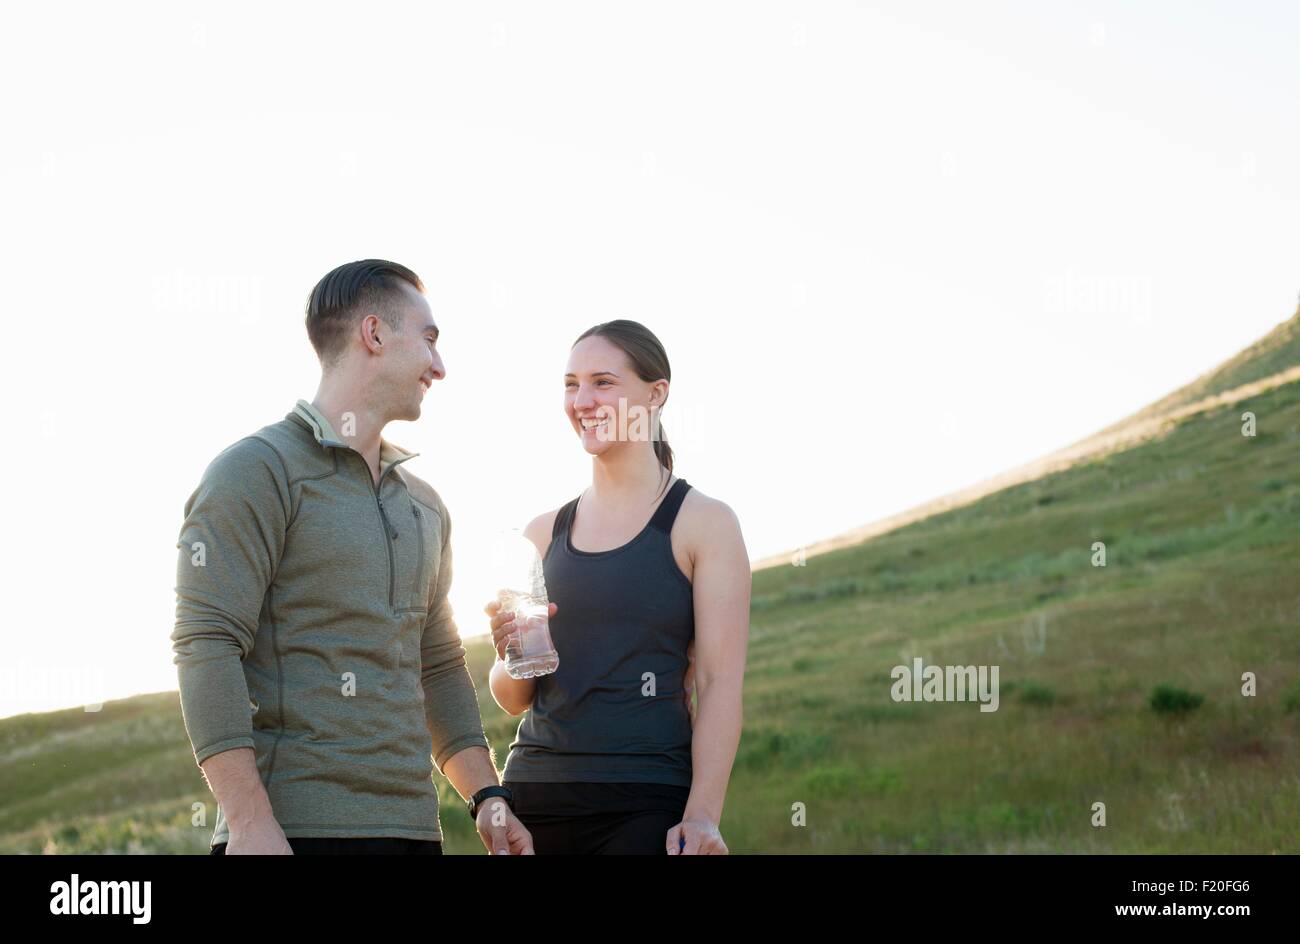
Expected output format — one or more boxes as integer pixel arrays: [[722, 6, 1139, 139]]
[[429, 352, 446, 381]]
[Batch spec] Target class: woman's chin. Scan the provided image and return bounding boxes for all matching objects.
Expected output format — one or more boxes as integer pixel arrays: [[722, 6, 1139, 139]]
[[579, 434, 615, 456]]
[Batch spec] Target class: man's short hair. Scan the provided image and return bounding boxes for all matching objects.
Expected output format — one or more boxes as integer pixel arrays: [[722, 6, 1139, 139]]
[[305, 259, 425, 366]]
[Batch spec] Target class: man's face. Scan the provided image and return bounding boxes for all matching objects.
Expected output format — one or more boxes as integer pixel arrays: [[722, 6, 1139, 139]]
[[377, 282, 443, 422]]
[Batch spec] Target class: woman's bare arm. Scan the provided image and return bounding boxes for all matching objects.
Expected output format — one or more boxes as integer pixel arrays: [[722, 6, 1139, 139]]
[[674, 497, 750, 853], [484, 511, 557, 716], [488, 634, 538, 715]]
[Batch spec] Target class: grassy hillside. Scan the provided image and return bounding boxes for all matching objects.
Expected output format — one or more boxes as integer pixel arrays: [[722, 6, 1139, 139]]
[[732, 370, 1299, 853], [1106, 304, 1300, 429], [3, 321, 1298, 853]]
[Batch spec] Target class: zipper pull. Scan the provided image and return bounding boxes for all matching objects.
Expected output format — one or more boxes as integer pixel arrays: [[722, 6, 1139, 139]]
[[378, 499, 398, 539]]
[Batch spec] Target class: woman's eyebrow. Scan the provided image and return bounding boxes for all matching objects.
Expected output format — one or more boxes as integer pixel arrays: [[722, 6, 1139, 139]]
[[564, 370, 619, 379]]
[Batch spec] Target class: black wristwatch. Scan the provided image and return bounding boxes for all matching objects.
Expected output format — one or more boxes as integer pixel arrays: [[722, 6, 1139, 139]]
[[468, 785, 514, 821]]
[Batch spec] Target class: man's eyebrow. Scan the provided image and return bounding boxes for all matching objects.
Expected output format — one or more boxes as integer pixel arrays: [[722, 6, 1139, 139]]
[[422, 324, 439, 340], [564, 370, 619, 379]]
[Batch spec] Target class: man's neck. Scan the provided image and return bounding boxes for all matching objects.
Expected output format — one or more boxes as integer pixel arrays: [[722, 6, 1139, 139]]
[[311, 378, 387, 482]]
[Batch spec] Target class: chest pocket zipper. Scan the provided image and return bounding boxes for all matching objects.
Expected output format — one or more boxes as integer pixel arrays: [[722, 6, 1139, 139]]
[[410, 503, 427, 607]]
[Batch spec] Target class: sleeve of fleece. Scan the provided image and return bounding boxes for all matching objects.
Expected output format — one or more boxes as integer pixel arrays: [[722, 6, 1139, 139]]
[[420, 499, 490, 774], [171, 437, 290, 767]]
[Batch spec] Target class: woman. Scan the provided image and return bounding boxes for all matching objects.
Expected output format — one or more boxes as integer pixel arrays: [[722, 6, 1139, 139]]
[[484, 320, 750, 855]]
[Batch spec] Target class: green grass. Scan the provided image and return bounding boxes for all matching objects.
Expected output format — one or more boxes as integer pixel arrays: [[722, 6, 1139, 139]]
[[1112, 306, 1300, 425], [4, 318, 1299, 853], [727, 375, 1300, 853]]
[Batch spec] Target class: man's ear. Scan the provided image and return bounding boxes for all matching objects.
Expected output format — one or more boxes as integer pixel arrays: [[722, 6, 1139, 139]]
[[361, 314, 385, 353]]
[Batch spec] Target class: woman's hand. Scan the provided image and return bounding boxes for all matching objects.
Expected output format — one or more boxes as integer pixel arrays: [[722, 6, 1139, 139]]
[[666, 815, 728, 855], [484, 599, 559, 661]]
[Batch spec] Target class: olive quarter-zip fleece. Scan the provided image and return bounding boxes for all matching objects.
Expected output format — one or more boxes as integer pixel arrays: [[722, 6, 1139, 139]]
[[171, 399, 489, 845]]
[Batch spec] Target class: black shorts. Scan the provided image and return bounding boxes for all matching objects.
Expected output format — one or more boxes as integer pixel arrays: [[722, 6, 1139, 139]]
[[210, 836, 441, 855], [503, 780, 691, 855]]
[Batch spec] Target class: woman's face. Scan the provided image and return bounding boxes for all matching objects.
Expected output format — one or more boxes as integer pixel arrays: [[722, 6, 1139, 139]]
[[564, 335, 666, 456]]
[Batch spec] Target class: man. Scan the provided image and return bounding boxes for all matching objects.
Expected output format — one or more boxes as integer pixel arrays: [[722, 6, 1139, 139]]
[[172, 259, 536, 854]]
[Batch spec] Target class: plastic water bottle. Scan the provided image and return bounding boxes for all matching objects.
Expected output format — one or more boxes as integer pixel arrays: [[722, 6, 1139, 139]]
[[495, 532, 559, 679]]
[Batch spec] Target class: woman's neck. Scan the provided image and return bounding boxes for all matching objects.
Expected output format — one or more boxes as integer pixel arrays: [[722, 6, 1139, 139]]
[[589, 444, 670, 506]]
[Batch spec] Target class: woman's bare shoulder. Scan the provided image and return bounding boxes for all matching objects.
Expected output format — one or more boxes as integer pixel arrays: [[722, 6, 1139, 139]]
[[522, 505, 567, 558], [679, 484, 743, 542]]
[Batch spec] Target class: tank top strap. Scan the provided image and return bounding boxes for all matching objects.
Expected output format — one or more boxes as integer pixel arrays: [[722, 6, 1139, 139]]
[[552, 496, 580, 540], [649, 478, 691, 535]]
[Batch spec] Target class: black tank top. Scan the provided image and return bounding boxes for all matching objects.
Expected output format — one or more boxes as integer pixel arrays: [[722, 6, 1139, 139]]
[[502, 476, 695, 786]]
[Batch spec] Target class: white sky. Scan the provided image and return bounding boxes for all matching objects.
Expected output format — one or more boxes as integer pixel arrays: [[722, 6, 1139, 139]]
[[1, 1, 1297, 718]]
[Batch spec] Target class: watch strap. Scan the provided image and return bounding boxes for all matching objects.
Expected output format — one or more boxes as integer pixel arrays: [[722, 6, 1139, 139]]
[[469, 784, 514, 821]]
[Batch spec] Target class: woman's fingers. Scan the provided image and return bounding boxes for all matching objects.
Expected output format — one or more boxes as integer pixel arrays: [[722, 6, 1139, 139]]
[[486, 600, 555, 620], [484, 599, 516, 630], [492, 626, 514, 659], [486, 600, 556, 660], [492, 618, 520, 656]]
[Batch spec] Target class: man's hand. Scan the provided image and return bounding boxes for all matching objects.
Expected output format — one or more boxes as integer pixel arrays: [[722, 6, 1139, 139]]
[[475, 798, 535, 855], [226, 811, 293, 854], [201, 747, 292, 854]]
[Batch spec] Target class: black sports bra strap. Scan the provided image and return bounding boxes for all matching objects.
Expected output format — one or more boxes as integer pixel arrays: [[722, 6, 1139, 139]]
[[649, 478, 691, 534], [552, 497, 580, 540]]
